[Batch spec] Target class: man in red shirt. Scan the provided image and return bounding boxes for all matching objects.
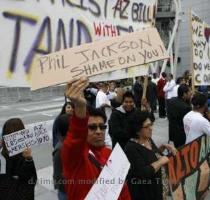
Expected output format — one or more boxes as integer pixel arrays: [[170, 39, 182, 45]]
[[62, 77, 131, 200]]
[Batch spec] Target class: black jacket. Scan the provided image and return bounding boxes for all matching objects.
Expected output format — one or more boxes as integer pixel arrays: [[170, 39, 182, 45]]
[[125, 139, 163, 200], [0, 154, 37, 200], [167, 97, 191, 147], [109, 106, 135, 149], [133, 81, 143, 108], [52, 141, 66, 192]]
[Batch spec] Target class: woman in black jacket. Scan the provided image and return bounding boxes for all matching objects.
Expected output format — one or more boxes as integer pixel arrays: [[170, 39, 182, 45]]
[[1, 118, 37, 200], [124, 111, 176, 200]]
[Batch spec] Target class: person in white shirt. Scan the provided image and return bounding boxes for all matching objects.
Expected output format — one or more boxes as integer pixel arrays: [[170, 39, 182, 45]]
[[95, 82, 111, 109], [184, 92, 210, 144], [163, 73, 176, 115], [95, 82, 112, 148], [107, 81, 117, 100], [163, 73, 176, 100], [151, 73, 159, 85], [171, 77, 184, 98]]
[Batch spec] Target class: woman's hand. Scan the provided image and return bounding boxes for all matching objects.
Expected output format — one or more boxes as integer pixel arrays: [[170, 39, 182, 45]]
[[151, 156, 169, 172], [159, 156, 169, 165], [164, 144, 177, 156], [22, 148, 32, 160]]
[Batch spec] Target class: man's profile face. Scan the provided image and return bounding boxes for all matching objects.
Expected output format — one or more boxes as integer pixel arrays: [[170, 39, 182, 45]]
[[87, 116, 106, 147]]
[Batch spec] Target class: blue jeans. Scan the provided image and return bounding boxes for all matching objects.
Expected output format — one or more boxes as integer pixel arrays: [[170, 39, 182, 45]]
[[58, 191, 67, 200]]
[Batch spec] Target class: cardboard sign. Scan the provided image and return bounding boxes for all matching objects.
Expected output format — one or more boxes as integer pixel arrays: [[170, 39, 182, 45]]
[[89, 64, 149, 83], [167, 135, 210, 200], [0, 0, 157, 87], [191, 11, 210, 86], [31, 27, 168, 90], [85, 143, 130, 200], [3, 121, 51, 157]]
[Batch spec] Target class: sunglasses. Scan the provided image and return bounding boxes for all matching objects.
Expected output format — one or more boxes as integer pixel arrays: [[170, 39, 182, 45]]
[[88, 124, 107, 131]]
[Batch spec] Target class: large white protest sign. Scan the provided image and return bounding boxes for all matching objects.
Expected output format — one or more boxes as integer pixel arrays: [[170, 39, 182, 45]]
[[3, 121, 52, 157], [85, 143, 130, 200], [191, 11, 210, 86], [0, 0, 157, 87], [31, 27, 168, 90]]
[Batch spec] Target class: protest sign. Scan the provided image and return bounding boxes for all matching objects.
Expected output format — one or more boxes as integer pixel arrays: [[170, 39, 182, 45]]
[[191, 11, 210, 86], [90, 64, 149, 82], [3, 121, 52, 156], [0, 0, 157, 87], [167, 135, 210, 200], [31, 27, 168, 90], [85, 143, 130, 200]]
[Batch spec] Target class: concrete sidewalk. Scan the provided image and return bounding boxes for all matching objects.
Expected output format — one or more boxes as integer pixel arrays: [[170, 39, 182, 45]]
[[35, 184, 57, 200]]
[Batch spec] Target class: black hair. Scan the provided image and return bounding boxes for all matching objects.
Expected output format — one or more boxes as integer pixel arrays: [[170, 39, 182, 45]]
[[169, 73, 173, 79], [148, 76, 152, 81], [59, 102, 74, 116], [176, 77, 183, 84], [191, 92, 208, 109], [178, 84, 189, 98], [122, 91, 135, 102], [161, 72, 167, 78], [126, 111, 152, 139], [99, 82, 109, 88], [56, 114, 70, 139], [153, 73, 157, 79], [2, 118, 25, 158], [87, 106, 107, 123]]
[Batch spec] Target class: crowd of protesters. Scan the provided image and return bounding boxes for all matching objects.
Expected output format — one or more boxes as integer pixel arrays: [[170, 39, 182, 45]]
[[0, 69, 210, 200]]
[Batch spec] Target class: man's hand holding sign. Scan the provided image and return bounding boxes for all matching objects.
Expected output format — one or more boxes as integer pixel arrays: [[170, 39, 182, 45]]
[[62, 77, 131, 200]]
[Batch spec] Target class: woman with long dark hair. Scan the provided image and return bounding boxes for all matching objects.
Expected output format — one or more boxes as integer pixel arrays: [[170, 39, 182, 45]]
[[1, 118, 37, 200], [52, 102, 74, 148]]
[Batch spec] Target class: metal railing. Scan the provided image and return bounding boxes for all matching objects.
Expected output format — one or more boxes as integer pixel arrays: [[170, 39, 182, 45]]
[[0, 85, 65, 104]]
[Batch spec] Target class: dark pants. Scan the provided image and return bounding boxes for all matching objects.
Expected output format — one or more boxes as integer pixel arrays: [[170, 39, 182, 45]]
[[158, 97, 166, 117]]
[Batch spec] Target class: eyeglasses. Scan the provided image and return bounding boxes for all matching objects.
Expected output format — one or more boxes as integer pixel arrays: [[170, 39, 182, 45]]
[[88, 124, 107, 131], [142, 123, 153, 129]]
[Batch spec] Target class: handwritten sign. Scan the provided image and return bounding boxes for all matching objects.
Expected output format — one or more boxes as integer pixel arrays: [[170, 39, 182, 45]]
[[167, 135, 210, 200], [191, 11, 210, 86], [3, 121, 51, 157], [90, 64, 149, 82], [31, 27, 168, 90], [0, 0, 157, 87], [85, 143, 130, 200]]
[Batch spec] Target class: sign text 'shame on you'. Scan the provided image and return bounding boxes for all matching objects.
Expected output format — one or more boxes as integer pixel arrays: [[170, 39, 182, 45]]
[[31, 27, 168, 90]]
